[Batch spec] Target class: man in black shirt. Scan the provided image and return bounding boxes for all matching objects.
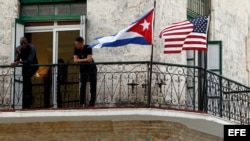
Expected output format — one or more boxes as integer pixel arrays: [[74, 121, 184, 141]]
[[11, 37, 39, 109], [73, 36, 97, 107]]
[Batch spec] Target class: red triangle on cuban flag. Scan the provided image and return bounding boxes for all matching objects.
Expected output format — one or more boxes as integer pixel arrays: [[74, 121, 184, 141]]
[[128, 8, 154, 44]]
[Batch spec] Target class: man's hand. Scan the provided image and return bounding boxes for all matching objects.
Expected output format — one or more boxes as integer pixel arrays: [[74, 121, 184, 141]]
[[17, 47, 21, 55], [11, 61, 19, 67]]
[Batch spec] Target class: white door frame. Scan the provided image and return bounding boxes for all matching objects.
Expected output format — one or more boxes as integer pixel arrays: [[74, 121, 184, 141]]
[[12, 19, 25, 109]]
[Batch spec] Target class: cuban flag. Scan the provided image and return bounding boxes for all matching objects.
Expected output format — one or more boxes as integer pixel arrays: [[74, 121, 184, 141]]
[[89, 8, 154, 48]]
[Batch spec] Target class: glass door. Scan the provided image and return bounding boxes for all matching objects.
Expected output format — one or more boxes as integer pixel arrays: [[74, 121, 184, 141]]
[[24, 20, 84, 108], [57, 30, 80, 63], [55, 30, 80, 108]]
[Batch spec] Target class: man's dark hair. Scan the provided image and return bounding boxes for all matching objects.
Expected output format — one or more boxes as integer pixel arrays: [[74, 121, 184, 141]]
[[20, 37, 28, 43], [75, 36, 84, 42]]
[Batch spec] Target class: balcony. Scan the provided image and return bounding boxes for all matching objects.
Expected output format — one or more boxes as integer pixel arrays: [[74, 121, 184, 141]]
[[0, 61, 249, 138]]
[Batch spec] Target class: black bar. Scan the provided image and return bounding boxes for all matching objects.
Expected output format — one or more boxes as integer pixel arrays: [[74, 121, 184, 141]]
[[224, 125, 250, 141]]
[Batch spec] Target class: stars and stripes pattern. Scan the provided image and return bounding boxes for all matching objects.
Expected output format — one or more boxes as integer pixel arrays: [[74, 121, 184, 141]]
[[159, 15, 209, 54]]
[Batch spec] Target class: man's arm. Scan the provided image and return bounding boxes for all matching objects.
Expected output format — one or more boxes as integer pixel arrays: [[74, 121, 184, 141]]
[[11, 47, 21, 67], [73, 54, 93, 63]]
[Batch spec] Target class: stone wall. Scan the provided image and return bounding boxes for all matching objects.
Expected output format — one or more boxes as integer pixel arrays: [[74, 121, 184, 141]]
[[0, 0, 19, 106], [0, 0, 19, 65], [0, 120, 223, 141], [211, 0, 250, 85]]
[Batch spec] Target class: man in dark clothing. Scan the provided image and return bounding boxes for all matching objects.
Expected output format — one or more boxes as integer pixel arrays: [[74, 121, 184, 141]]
[[43, 58, 67, 108], [73, 36, 97, 107], [11, 37, 39, 109], [57, 58, 67, 108]]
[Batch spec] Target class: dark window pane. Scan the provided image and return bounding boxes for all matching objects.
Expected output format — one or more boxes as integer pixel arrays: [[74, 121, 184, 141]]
[[55, 4, 70, 15], [22, 5, 38, 16], [25, 22, 54, 27], [57, 21, 80, 25], [71, 3, 86, 15], [39, 5, 54, 16]]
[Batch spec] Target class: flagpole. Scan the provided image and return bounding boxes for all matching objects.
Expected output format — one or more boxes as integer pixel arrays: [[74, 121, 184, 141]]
[[147, 0, 156, 107], [202, 15, 210, 112]]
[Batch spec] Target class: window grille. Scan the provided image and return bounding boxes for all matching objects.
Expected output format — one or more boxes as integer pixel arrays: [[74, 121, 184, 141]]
[[187, 0, 210, 17]]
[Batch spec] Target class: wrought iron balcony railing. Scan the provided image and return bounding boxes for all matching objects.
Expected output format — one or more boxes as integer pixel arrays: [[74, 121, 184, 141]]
[[0, 61, 249, 125]]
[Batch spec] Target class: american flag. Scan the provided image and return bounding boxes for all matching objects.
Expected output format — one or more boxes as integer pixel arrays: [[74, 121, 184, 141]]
[[159, 15, 209, 54]]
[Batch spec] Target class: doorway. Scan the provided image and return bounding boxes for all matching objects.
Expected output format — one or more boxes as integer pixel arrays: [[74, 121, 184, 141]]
[[24, 21, 83, 108], [25, 30, 80, 75]]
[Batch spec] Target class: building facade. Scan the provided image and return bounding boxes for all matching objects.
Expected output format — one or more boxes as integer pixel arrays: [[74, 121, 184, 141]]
[[1, 0, 250, 140], [1, 0, 250, 85], [0, 0, 19, 65]]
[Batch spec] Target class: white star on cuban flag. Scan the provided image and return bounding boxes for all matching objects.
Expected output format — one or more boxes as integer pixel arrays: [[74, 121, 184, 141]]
[[140, 20, 150, 30]]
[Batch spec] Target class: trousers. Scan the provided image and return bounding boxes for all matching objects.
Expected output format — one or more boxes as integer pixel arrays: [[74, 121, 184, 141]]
[[79, 69, 97, 106], [22, 65, 38, 109]]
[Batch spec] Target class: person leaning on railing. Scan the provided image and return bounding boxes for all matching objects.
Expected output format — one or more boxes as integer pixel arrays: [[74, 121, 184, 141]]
[[11, 37, 39, 109], [73, 36, 97, 107]]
